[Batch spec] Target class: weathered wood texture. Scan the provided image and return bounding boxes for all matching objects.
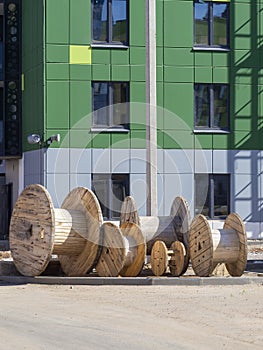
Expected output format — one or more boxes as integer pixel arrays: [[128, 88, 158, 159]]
[[169, 241, 186, 277], [10, 185, 103, 277], [189, 214, 247, 277], [150, 240, 186, 276], [9, 184, 55, 276], [150, 240, 168, 276], [58, 187, 103, 276], [120, 196, 190, 255], [96, 222, 146, 277]]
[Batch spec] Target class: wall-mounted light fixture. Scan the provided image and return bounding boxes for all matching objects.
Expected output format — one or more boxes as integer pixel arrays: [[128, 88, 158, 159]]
[[27, 134, 41, 145], [27, 133, 60, 146], [47, 134, 60, 145]]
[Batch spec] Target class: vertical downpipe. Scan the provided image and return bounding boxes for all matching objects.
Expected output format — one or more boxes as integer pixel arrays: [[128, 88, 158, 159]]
[[146, 0, 157, 216]]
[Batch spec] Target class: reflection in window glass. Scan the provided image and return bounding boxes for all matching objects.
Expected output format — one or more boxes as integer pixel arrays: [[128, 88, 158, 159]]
[[214, 175, 229, 217], [195, 174, 209, 216], [92, 82, 129, 129], [93, 82, 109, 127], [111, 175, 128, 218], [195, 174, 230, 219], [194, 84, 229, 130], [112, 82, 128, 127], [194, 2, 209, 45], [112, 0, 127, 43], [213, 85, 228, 129], [92, 174, 129, 219], [195, 85, 210, 127], [92, 0, 108, 42], [92, 175, 109, 219], [194, 1, 229, 48], [213, 4, 228, 46], [92, 0, 128, 45]]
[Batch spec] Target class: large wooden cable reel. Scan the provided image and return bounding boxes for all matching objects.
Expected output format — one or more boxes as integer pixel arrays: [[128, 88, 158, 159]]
[[120, 195, 191, 276], [189, 213, 248, 277], [150, 240, 186, 276], [96, 222, 146, 277], [9, 184, 103, 277], [58, 187, 103, 276]]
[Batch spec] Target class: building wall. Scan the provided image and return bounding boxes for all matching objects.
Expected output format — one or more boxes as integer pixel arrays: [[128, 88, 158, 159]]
[[21, 0, 263, 238]]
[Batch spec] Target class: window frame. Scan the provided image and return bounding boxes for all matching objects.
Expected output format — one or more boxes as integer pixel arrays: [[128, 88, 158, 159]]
[[92, 81, 130, 131], [194, 83, 230, 132], [193, 0, 230, 50], [92, 173, 130, 220], [195, 173, 230, 219], [91, 0, 129, 47]]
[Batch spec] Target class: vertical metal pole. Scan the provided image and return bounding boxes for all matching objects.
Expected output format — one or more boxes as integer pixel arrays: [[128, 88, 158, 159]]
[[146, 0, 157, 216]]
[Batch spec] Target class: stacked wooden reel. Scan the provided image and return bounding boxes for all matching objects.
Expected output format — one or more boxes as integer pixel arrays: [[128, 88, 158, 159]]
[[120, 196, 191, 276], [9, 184, 146, 278], [189, 214, 248, 277], [9, 184, 248, 279], [150, 240, 186, 276], [9, 184, 103, 276], [96, 222, 146, 277]]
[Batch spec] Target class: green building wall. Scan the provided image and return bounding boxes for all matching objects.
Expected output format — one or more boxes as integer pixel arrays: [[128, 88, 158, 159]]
[[22, 0, 263, 152], [20, 0, 263, 237], [22, 0, 44, 152]]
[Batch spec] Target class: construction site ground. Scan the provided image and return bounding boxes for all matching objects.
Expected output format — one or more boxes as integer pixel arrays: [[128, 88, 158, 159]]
[[0, 242, 262, 349]]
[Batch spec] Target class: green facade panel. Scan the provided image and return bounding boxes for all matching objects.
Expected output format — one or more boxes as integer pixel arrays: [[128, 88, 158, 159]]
[[46, 0, 69, 44], [70, 65, 92, 81], [22, 0, 44, 152], [129, 0, 146, 46], [70, 81, 92, 129], [20, 0, 263, 153], [164, 0, 193, 48], [69, 0, 91, 44], [46, 82, 69, 129], [46, 64, 69, 80], [46, 44, 69, 63]]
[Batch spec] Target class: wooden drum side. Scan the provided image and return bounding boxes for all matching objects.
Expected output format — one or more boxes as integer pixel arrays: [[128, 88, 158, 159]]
[[96, 222, 126, 277], [170, 196, 190, 248], [59, 187, 103, 276], [189, 214, 214, 277], [120, 196, 140, 226], [224, 213, 248, 277], [150, 240, 169, 276], [120, 222, 146, 277], [9, 184, 55, 276], [169, 241, 186, 277]]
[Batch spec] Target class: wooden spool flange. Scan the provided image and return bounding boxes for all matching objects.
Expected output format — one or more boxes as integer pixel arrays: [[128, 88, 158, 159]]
[[120, 195, 190, 273], [189, 213, 248, 277], [96, 222, 146, 277], [9, 184, 103, 277], [150, 240, 186, 276]]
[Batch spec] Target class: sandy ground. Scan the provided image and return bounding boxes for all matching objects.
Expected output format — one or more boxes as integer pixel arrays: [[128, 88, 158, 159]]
[[0, 283, 262, 350]]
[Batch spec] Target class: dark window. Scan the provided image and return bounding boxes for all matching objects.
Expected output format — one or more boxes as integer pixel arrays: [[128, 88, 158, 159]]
[[0, 4, 3, 81], [194, 83, 229, 130], [92, 0, 128, 45], [92, 81, 129, 129], [0, 86, 3, 154], [92, 174, 129, 219], [194, 1, 229, 48], [195, 174, 230, 219]]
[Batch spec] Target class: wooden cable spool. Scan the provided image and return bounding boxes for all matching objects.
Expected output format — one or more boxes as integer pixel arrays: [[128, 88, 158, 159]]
[[120, 196, 191, 274], [150, 240, 186, 276], [96, 222, 146, 277], [9, 184, 103, 277], [189, 213, 248, 277]]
